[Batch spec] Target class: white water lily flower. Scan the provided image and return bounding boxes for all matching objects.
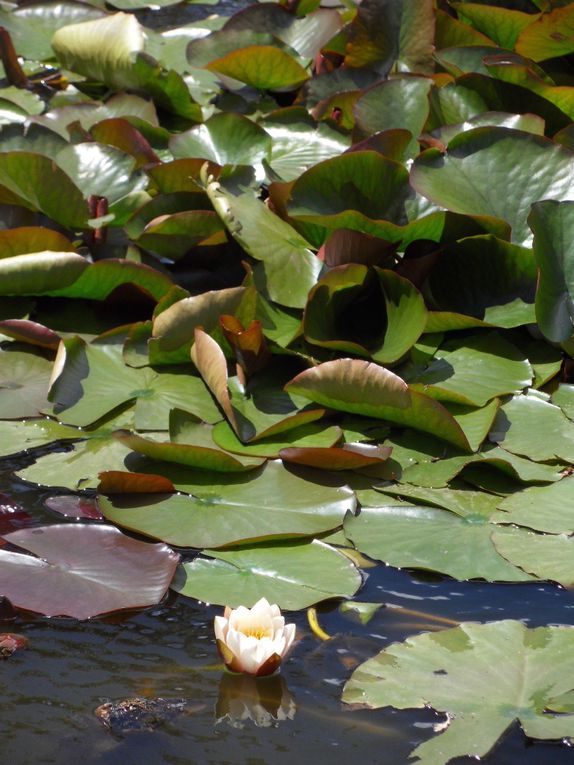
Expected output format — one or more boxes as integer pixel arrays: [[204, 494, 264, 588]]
[[214, 597, 296, 676]]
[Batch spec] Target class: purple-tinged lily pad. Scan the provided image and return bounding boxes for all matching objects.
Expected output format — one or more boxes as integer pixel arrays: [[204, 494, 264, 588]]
[[44, 495, 104, 521], [0, 524, 179, 619]]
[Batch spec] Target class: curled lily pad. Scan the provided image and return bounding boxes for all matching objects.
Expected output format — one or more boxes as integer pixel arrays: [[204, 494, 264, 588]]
[[0, 524, 179, 619]]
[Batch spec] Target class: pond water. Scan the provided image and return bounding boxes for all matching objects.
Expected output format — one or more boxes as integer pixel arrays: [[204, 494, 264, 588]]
[[3, 459, 574, 765]]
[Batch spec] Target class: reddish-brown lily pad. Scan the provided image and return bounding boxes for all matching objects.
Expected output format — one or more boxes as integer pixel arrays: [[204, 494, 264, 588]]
[[0, 524, 179, 619], [280, 443, 392, 470], [98, 471, 176, 494]]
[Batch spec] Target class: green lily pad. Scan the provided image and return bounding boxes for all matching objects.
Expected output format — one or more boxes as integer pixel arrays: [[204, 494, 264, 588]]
[[114, 427, 264, 473], [303, 265, 427, 364], [150, 286, 246, 364], [353, 77, 432, 157], [223, 5, 341, 61], [17, 434, 133, 491], [493, 530, 574, 586], [206, 45, 309, 91], [515, 3, 574, 61], [0, 2, 106, 61], [170, 112, 271, 170], [422, 235, 536, 328], [0, 348, 53, 419], [55, 142, 144, 205], [136, 211, 226, 260], [100, 459, 355, 548], [212, 419, 341, 459], [262, 113, 349, 182], [452, 2, 534, 49], [409, 332, 532, 406], [52, 12, 145, 91], [171, 538, 362, 610], [287, 361, 473, 450], [0, 418, 82, 457], [375, 482, 502, 518], [551, 384, 574, 421], [288, 151, 410, 243], [489, 392, 574, 463], [529, 200, 574, 343], [411, 127, 574, 246], [495, 476, 574, 534], [204, 181, 321, 310], [344, 505, 532, 582], [0, 153, 88, 228], [343, 620, 574, 765], [48, 336, 220, 428]]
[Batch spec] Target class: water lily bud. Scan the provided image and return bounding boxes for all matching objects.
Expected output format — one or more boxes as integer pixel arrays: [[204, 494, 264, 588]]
[[214, 598, 296, 676]]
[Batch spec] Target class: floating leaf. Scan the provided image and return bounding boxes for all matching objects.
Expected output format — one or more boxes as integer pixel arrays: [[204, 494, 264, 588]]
[[422, 235, 536, 328], [170, 112, 271, 169], [113, 428, 264, 473], [0, 348, 53, 419], [303, 265, 427, 364], [409, 332, 532, 406], [172, 539, 362, 610], [286, 358, 409, 413], [495, 476, 574, 534], [280, 443, 391, 471], [344, 505, 531, 582], [411, 127, 574, 246], [204, 181, 320, 310], [100, 459, 354, 547], [529, 200, 574, 343], [206, 46, 309, 91], [48, 337, 220, 428], [489, 392, 574, 463], [0, 524, 179, 619], [493, 530, 574, 587], [343, 620, 574, 765]]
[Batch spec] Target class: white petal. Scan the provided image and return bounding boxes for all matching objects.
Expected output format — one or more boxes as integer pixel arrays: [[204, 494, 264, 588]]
[[271, 615, 285, 636], [214, 615, 228, 642], [283, 623, 296, 653], [225, 627, 245, 666], [228, 605, 251, 631]]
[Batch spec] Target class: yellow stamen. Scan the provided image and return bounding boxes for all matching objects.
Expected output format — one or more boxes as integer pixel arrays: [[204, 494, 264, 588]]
[[240, 625, 273, 640]]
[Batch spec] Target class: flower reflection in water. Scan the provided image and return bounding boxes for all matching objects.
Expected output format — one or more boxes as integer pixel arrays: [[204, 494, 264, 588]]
[[215, 673, 296, 730]]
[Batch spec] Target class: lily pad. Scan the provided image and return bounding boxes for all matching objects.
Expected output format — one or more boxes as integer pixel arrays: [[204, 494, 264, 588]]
[[100, 459, 355, 548], [343, 620, 574, 765], [344, 505, 532, 582], [529, 200, 574, 343], [0, 524, 179, 619], [411, 127, 574, 246], [171, 538, 362, 610], [0, 348, 53, 419], [489, 392, 574, 463], [48, 337, 220, 428], [492, 530, 574, 587], [409, 332, 532, 406], [495, 476, 574, 534]]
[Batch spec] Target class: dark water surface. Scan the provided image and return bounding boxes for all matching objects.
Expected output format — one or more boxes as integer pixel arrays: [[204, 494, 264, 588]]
[[2, 460, 574, 765]]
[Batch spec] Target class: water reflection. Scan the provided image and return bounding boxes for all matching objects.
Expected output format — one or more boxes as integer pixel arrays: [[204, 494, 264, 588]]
[[215, 673, 296, 729]]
